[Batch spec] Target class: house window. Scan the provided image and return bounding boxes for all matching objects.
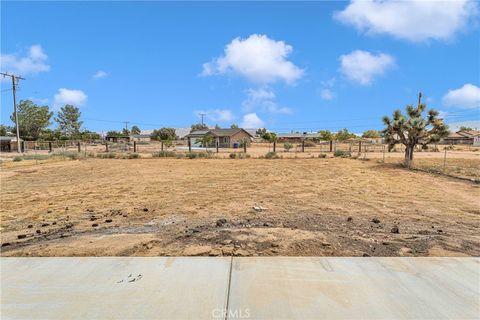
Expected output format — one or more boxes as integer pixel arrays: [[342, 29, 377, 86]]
[[222, 137, 229, 144]]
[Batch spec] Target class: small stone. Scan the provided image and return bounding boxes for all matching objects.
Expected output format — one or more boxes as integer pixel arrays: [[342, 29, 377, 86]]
[[41, 223, 50, 227], [1, 242, 11, 247], [437, 229, 443, 233], [263, 222, 274, 227], [146, 243, 153, 249], [90, 217, 97, 221], [391, 225, 400, 234], [221, 239, 232, 245], [382, 241, 390, 245], [65, 223, 73, 229], [27, 224, 33, 229], [372, 218, 380, 224], [362, 253, 370, 257], [209, 248, 222, 256], [47, 210, 52, 213], [52, 222, 57, 225], [92, 223, 98, 227], [17, 234, 27, 239], [143, 208, 149, 212], [216, 218, 227, 227], [347, 217, 353, 222], [105, 219, 113, 223], [36, 229, 41, 234]]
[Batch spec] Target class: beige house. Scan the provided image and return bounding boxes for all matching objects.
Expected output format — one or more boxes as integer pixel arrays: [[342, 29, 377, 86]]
[[186, 128, 253, 148]]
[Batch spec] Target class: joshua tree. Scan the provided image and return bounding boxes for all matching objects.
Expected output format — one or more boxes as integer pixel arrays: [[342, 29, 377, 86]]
[[382, 93, 448, 166]]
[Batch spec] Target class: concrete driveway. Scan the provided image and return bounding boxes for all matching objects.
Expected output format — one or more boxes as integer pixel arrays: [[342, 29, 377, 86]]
[[1, 257, 478, 319]]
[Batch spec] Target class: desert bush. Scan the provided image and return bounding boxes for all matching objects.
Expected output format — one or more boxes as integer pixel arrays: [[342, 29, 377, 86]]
[[97, 152, 116, 159], [153, 151, 176, 158], [284, 143, 293, 152], [87, 152, 96, 158], [175, 153, 186, 159], [186, 152, 197, 159], [13, 156, 22, 162], [334, 150, 351, 158], [318, 153, 327, 158], [303, 140, 316, 147], [230, 152, 250, 159], [197, 151, 214, 158], [124, 153, 140, 159], [22, 154, 50, 160], [265, 152, 280, 159], [65, 152, 80, 160]]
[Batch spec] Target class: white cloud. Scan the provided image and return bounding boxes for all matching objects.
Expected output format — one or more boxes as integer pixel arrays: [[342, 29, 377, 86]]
[[334, 0, 478, 42], [28, 97, 49, 105], [53, 88, 87, 108], [240, 113, 265, 128], [442, 84, 480, 109], [320, 88, 335, 100], [242, 88, 291, 114], [339, 50, 395, 85], [201, 34, 304, 85], [196, 109, 235, 123], [447, 120, 480, 131], [93, 70, 108, 79], [0, 45, 50, 76]]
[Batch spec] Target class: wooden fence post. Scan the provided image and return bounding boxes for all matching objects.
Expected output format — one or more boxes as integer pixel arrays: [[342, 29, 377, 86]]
[[273, 141, 276, 152], [358, 141, 362, 153], [329, 140, 333, 152], [134, 141, 137, 153], [443, 147, 447, 170], [188, 137, 192, 153], [48, 141, 52, 153], [302, 140, 305, 152], [243, 140, 247, 153], [216, 138, 219, 153], [77, 142, 81, 152], [161, 141, 164, 151]]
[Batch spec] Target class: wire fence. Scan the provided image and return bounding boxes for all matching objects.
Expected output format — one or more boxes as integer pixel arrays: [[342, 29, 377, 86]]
[[1, 140, 479, 180]]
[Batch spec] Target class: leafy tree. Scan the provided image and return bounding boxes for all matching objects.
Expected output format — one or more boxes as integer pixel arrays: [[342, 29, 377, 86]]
[[122, 128, 130, 136], [382, 95, 448, 165], [214, 124, 221, 129], [230, 124, 239, 129], [10, 100, 53, 140], [40, 128, 63, 141], [106, 130, 122, 137], [80, 130, 101, 141], [318, 130, 334, 141], [362, 130, 381, 139], [284, 142, 293, 152], [191, 123, 208, 132], [54, 105, 83, 139], [256, 128, 267, 136], [459, 126, 473, 132], [0, 124, 13, 136], [198, 134, 214, 150], [131, 125, 141, 135], [151, 128, 177, 141], [335, 128, 357, 141]]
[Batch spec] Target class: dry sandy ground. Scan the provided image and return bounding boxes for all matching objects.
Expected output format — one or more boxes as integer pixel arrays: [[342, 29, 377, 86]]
[[1, 158, 479, 257]]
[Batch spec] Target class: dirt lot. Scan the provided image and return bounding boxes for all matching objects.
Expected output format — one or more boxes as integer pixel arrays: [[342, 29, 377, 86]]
[[1, 157, 479, 257]]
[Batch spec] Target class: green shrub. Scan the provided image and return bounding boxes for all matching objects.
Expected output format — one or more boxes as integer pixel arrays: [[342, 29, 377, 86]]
[[153, 151, 176, 158], [97, 152, 116, 159], [13, 156, 22, 162], [21, 154, 50, 160], [284, 143, 293, 152], [65, 152, 80, 160], [229, 153, 237, 159], [318, 153, 327, 158], [265, 152, 279, 159], [124, 152, 140, 159], [175, 153, 186, 159], [230, 152, 250, 159], [334, 150, 351, 158], [186, 152, 197, 159], [197, 151, 213, 158]]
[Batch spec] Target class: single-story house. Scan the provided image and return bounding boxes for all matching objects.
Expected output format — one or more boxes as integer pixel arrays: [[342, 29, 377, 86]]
[[443, 130, 480, 145], [129, 134, 151, 142], [105, 135, 130, 143], [0, 136, 21, 152], [276, 132, 320, 143], [185, 128, 253, 148]]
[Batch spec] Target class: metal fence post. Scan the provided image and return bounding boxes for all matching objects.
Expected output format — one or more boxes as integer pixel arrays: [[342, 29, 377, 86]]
[[443, 147, 447, 171]]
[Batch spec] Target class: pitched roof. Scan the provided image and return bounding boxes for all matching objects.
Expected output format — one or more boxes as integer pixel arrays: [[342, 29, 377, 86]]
[[186, 128, 253, 138], [277, 132, 320, 139]]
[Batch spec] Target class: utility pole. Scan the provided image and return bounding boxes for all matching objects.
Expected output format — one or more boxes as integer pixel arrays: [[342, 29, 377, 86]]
[[418, 92, 422, 105], [124, 121, 129, 133], [199, 113, 206, 125], [1, 72, 24, 153]]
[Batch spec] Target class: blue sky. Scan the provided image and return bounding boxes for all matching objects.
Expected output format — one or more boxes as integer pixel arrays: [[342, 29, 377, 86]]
[[1, 1, 479, 133]]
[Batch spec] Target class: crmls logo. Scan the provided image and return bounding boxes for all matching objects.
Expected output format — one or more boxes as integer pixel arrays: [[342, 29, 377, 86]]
[[212, 308, 251, 319]]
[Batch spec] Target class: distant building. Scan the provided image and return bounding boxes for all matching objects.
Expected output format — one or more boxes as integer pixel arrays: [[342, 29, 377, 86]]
[[0, 136, 21, 152], [185, 128, 253, 148], [105, 135, 130, 143], [276, 132, 320, 143], [443, 130, 480, 145]]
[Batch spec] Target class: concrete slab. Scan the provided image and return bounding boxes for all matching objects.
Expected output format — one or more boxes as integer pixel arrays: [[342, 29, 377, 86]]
[[228, 257, 480, 320], [1, 257, 231, 319]]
